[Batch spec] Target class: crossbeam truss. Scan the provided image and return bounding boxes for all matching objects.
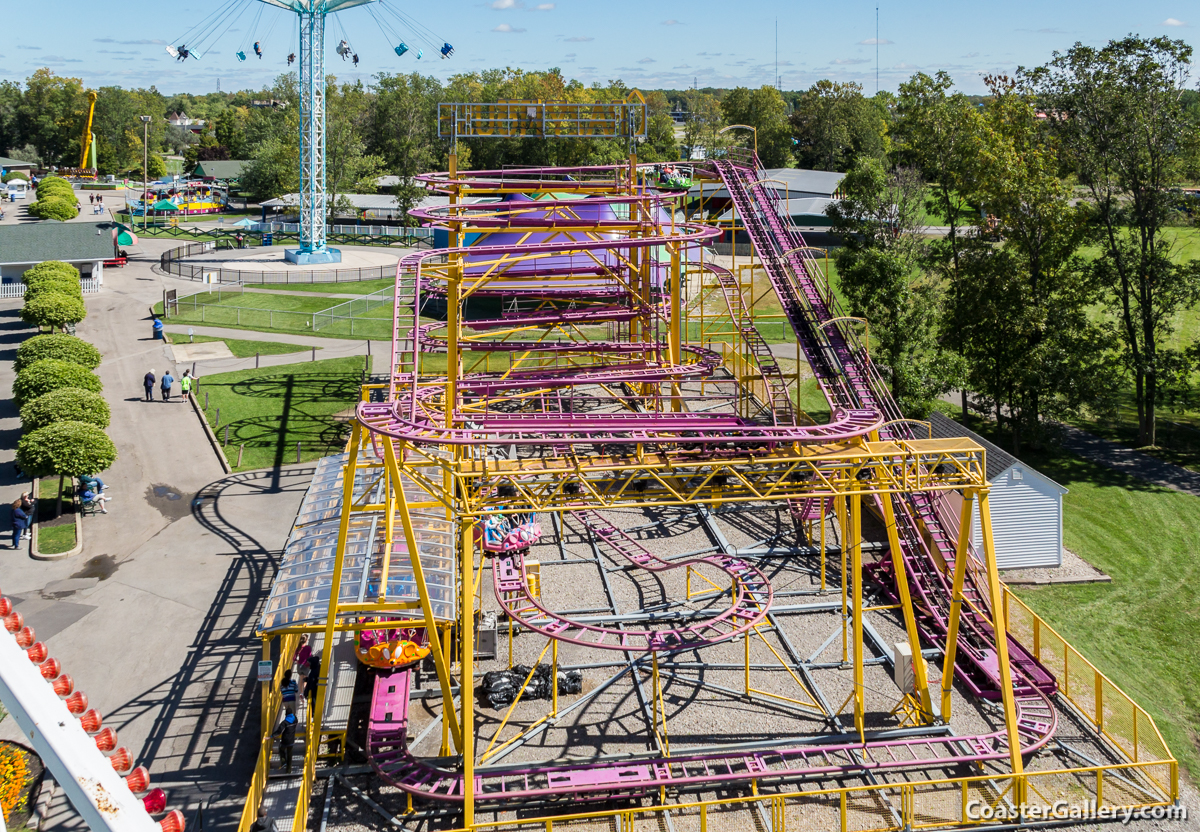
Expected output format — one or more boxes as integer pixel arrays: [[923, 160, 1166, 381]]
[[439, 94, 648, 141]]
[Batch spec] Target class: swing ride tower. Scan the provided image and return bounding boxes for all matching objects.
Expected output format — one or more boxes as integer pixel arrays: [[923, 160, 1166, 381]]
[[259, 0, 377, 265]]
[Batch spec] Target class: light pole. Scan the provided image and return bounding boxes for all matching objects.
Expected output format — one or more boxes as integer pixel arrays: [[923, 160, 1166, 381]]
[[139, 116, 151, 232]]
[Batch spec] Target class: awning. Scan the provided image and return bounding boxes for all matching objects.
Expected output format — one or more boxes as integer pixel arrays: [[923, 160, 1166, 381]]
[[151, 199, 178, 212], [113, 224, 139, 247]]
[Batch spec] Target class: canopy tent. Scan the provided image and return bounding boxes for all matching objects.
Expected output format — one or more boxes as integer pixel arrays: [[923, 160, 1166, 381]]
[[151, 199, 179, 212]]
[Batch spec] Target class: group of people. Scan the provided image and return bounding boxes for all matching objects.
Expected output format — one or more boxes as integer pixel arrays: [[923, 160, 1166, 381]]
[[8, 472, 113, 547], [143, 368, 193, 403], [270, 635, 321, 776], [88, 193, 105, 215], [10, 492, 32, 548]]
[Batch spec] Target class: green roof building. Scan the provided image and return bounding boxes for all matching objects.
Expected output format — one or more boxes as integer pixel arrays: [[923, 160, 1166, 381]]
[[0, 221, 115, 282]]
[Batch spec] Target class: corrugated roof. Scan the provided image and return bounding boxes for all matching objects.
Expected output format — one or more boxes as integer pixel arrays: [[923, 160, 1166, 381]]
[[0, 156, 36, 169], [687, 167, 846, 201], [261, 192, 402, 209], [0, 221, 115, 265], [192, 160, 250, 179]]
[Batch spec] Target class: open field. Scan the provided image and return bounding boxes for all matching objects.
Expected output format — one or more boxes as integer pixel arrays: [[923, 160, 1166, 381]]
[[180, 333, 317, 358]]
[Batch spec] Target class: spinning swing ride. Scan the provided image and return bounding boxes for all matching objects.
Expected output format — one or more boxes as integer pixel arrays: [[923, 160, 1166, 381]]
[[165, 0, 454, 264]]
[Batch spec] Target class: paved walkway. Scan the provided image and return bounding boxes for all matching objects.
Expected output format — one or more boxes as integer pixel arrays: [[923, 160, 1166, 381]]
[[1058, 423, 1200, 496], [0, 238, 313, 829], [165, 324, 382, 376]]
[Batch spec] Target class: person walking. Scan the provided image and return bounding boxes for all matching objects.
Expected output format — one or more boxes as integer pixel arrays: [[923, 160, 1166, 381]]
[[273, 707, 298, 774], [11, 498, 30, 549], [304, 654, 320, 711], [179, 369, 193, 403], [143, 370, 156, 402], [160, 369, 174, 402]]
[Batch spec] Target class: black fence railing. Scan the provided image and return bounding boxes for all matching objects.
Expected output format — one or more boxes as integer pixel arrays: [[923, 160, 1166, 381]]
[[159, 240, 401, 284]]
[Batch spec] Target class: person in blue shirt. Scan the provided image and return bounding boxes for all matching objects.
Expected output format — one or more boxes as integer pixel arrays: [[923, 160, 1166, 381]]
[[11, 499, 30, 548], [161, 370, 174, 402], [144, 370, 155, 402]]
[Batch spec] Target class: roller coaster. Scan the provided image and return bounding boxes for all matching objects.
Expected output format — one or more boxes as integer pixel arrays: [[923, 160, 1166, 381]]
[[247, 107, 1179, 832]]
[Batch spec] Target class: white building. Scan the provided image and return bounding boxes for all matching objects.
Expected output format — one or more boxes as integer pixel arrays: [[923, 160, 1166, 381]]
[[929, 412, 1068, 570]]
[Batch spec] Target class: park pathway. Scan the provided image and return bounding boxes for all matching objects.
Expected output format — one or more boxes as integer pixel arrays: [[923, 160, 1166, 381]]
[[1057, 424, 1200, 496], [164, 324, 382, 376]]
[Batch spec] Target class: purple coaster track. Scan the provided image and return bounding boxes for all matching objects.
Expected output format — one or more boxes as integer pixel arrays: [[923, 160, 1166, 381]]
[[354, 160, 1060, 805]]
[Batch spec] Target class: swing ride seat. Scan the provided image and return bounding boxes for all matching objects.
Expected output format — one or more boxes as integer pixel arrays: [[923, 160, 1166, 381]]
[[236, 51, 246, 62], [416, 49, 423, 59], [394, 42, 409, 57], [440, 42, 454, 58]]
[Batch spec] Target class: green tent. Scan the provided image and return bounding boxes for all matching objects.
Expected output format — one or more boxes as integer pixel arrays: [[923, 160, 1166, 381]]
[[152, 199, 178, 212]]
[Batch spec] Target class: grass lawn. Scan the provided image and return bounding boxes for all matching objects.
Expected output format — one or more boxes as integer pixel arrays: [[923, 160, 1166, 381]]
[[158, 290, 394, 340], [256, 278, 397, 295], [35, 477, 77, 554], [961, 423, 1200, 782], [197, 356, 371, 472], [182, 334, 317, 358]]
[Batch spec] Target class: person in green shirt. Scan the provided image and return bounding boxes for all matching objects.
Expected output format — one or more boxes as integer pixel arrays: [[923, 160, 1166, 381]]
[[180, 369, 194, 403]]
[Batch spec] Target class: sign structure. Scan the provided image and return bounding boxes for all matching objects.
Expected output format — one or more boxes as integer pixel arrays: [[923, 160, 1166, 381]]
[[439, 93, 648, 141], [257, 660, 273, 683]]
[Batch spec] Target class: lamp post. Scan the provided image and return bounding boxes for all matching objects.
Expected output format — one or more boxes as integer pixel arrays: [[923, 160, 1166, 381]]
[[139, 116, 151, 232]]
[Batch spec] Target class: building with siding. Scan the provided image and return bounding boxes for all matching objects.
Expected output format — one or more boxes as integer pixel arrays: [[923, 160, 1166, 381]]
[[929, 412, 1067, 569], [0, 221, 116, 282]]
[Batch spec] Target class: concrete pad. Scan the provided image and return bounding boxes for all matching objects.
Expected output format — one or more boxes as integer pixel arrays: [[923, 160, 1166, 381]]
[[171, 340, 235, 361]]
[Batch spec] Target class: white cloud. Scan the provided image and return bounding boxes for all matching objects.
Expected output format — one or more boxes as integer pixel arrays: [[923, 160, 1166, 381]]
[[831, 58, 870, 65], [564, 35, 594, 42], [893, 62, 920, 70], [662, 19, 682, 25], [638, 57, 656, 63], [1163, 17, 1187, 26], [93, 37, 166, 45], [492, 23, 526, 32], [536, 2, 555, 8], [491, 0, 519, 7], [859, 38, 892, 45]]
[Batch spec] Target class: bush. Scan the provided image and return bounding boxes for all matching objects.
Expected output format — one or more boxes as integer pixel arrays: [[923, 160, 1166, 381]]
[[16, 335, 101, 372], [20, 291, 87, 331], [24, 279, 81, 303], [35, 177, 75, 198], [24, 261, 80, 288], [20, 388, 110, 431], [12, 359, 102, 408], [28, 197, 79, 222], [2, 171, 30, 184], [17, 421, 117, 514]]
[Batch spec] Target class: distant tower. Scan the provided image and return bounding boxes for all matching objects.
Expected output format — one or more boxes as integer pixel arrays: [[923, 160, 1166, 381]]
[[253, 0, 379, 265]]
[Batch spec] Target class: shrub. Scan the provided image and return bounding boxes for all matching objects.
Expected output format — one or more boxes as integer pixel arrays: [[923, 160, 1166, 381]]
[[2, 171, 29, 184], [25, 279, 82, 303], [27, 197, 79, 222], [20, 291, 87, 331], [35, 177, 75, 198], [24, 261, 80, 288], [16, 421, 117, 515], [12, 359, 102, 408], [16, 335, 101, 372], [20, 388, 110, 431]]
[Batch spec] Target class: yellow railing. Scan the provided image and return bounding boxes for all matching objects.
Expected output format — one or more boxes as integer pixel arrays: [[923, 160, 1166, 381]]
[[455, 761, 1176, 832], [1002, 588, 1177, 799], [237, 632, 302, 832]]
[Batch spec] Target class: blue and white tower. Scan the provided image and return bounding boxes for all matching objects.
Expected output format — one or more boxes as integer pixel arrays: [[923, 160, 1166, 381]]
[[260, 0, 376, 264]]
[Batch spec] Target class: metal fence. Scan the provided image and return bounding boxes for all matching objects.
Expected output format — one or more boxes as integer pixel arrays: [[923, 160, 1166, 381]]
[[164, 284, 395, 339], [159, 240, 400, 285]]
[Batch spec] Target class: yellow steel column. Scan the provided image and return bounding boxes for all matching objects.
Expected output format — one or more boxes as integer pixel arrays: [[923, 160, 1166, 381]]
[[979, 491, 1025, 789], [819, 498, 826, 592], [836, 494, 848, 663], [849, 491, 864, 742], [296, 423, 362, 829], [459, 514, 477, 829], [941, 491, 975, 721], [382, 437, 463, 750], [879, 495, 933, 718]]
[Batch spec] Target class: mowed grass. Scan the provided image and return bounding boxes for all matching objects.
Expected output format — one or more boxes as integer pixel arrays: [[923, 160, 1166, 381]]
[[158, 289, 394, 340], [197, 356, 369, 471], [183, 334, 317, 358], [256, 277, 397, 295], [964, 425, 1200, 781]]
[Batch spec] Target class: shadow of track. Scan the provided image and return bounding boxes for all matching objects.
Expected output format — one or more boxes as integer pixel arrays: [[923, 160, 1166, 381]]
[[98, 467, 314, 828]]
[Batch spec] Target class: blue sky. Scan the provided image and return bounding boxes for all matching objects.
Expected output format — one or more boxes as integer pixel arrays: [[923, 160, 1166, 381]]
[[0, 0, 1195, 96]]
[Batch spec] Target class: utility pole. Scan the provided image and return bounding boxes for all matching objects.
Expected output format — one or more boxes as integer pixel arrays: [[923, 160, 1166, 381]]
[[139, 115, 151, 232], [876, 5, 880, 96], [775, 18, 779, 90]]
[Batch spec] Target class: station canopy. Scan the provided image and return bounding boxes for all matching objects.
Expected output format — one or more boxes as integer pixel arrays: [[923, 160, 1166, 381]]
[[257, 452, 456, 634]]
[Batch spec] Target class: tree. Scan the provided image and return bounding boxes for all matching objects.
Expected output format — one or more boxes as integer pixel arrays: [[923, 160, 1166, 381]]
[[326, 79, 386, 219], [1024, 37, 1200, 446], [893, 72, 983, 419], [681, 91, 726, 161], [827, 158, 959, 412], [6, 144, 42, 166], [20, 292, 88, 332], [14, 69, 88, 165], [27, 198, 79, 221], [16, 334, 100, 372], [20, 388, 110, 431], [721, 86, 792, 168], [25, 277, 82, 303], [23, 260, 81, 285], [13, 359, 102, 407], [367, 72, 442, 220], [16, 421, 116, 516], [638, 91, 679, 163], [791, 80, 888, 171]]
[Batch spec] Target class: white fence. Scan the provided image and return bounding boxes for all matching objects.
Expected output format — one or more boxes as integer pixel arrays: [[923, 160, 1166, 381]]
[[0, 279, 100, 299]]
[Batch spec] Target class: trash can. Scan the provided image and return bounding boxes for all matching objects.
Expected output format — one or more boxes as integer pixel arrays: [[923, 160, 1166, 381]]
[[262, 232, 273, 246], [152, 318, 164, 340]]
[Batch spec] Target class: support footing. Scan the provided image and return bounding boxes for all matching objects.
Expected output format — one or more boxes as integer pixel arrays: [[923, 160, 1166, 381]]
[[284, 247, 342, 265]]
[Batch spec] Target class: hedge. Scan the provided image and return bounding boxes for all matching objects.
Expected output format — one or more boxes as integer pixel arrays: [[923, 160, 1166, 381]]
[[34, 177, 75, 198], [20, 291, 87, 330], [12, 359, 102, 408], [23, 261, 80, 288], [16, 422, 117, 515], [25, 279, 82, 304], [28, 197, 79, 222], [20, 388, 110, 431], [15, 335, 101, 372]]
